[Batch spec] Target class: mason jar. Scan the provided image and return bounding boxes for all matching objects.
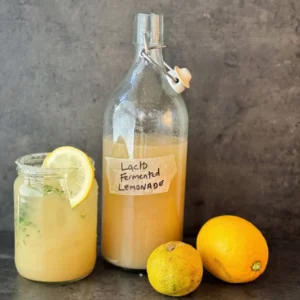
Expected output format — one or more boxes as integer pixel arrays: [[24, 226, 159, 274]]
[[14, 153, 98, 283]]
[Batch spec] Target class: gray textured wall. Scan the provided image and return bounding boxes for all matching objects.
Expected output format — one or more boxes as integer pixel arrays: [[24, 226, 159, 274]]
[[1, 0, 300, 239]]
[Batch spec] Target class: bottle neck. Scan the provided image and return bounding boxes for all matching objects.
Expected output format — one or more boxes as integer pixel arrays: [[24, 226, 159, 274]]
[[133, 13, 164, 68], [133, 45, 164, 68]]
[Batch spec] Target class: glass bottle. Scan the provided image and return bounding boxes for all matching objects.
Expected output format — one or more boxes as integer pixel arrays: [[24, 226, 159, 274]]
[[101, 13, 189, 270]]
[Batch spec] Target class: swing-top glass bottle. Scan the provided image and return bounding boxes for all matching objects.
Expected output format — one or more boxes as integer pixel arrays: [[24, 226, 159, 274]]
[[102, 13, 189, 270]]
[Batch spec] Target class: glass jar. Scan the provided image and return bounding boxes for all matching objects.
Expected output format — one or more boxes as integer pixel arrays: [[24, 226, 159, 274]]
[[101, 13, 189, 270], [14, 153, 98, 283]]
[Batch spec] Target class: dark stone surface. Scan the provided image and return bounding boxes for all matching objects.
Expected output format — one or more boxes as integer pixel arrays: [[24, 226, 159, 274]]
[[0, 232, 299, 300], [1, 0, 300, 239]]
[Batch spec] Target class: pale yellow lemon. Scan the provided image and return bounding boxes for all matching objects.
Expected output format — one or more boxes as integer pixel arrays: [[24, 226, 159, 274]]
[[147, 241, 203, 297]]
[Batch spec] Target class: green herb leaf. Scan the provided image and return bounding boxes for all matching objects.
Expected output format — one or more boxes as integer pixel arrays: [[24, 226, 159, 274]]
[[17, 201, 37, 231], [43, 185, 64, 195], [29, 184, 64, 196]]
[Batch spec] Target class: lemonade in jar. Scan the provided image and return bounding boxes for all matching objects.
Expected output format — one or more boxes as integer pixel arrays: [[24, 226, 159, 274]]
[[14, 147, 98, 283]]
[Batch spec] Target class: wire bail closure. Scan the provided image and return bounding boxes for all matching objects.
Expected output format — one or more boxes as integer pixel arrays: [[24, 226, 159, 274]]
[[140, 48, 179, 84], [139, 34, 179, 83], [139, 34, 192, 93]]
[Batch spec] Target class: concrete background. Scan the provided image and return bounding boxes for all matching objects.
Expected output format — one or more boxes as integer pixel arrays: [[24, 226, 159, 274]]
[[0, 0, 300, 239]]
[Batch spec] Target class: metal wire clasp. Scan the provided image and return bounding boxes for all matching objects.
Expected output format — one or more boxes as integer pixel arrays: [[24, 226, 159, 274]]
[[139, 34, 179, 83]]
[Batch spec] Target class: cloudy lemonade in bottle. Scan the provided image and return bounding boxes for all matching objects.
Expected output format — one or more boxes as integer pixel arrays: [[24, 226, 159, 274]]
[[101, 13, 189, 270], [102, 135, 187, 269]]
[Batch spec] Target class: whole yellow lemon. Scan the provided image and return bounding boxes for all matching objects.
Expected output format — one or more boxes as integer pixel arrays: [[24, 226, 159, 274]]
[[197, 215, 269, 283], [147, 241, 203, 297]]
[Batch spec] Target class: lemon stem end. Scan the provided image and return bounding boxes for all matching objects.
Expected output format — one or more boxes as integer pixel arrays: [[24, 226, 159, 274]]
[[252, 261, 262, 271], [166, 243, 175, 251]]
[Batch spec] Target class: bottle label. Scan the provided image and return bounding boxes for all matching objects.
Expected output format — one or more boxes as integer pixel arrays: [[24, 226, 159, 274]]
[[105, 155, 177, 195]]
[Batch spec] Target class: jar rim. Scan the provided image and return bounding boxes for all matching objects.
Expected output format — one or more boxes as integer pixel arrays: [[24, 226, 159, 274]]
[[15, 153, 95, 177]]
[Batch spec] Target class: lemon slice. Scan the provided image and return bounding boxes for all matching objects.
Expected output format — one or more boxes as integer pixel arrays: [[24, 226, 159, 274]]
[[43, 146, 94, 209]]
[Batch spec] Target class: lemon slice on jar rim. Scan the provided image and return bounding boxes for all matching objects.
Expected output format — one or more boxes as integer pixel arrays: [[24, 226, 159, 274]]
[[42, 146, 94, 209]]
